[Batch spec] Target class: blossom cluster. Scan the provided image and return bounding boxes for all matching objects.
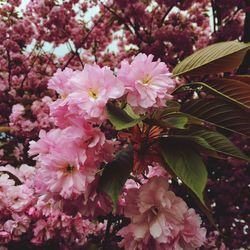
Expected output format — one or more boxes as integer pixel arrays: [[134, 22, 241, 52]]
[[0, 54, 206, 249], [1, 1, 249, 248]]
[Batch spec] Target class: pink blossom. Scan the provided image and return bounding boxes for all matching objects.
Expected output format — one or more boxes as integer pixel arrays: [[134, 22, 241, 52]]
[[180, 208, 206, 249], [0, 231, 11, 244], [118, 176, 206, 249], [0, 173, 15, 192], [34, 194, 62, 217], [34, 146, 95, 199], [68, 64, 125, 121], [5, 185, 33, 212], [118, 53, 175, 111], [48, 68, 77, 98], [4, 213, 30, 238], [9, 104, 25, 122], [31, 219, 54, 244]]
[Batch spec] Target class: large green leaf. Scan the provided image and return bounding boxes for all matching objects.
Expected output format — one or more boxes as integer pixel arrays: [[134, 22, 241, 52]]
[[98, 148, 133, 211], [173, 41, 250, 76], [171, 130, 250, 162], [174, 79, 250, 109], [227, 75, 250, 84], [189, 130, 250, 161], [106, 102, 145, 130], [205, 79, 250, 109], [160, 138, 208, 206], [181, 98, 250, 137], [162, 116, 188, 129]]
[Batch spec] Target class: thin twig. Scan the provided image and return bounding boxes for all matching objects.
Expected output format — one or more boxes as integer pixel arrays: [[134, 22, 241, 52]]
[[20, 45, 43, 89], [101, 3, 147, 44], [160, 6, 174, 26], [62, 8, 109, 70]]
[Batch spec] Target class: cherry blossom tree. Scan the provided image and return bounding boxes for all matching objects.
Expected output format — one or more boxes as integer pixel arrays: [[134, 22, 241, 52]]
[[0, 0, 249, 249]]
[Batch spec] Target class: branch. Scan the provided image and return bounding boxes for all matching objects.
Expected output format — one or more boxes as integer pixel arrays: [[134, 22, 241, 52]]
[[101, 3, 147, 44], [62, 8, 109, 70], [160, 6, 173, 26], [20, 45, 43, 90], [67, 41, 84, 69]]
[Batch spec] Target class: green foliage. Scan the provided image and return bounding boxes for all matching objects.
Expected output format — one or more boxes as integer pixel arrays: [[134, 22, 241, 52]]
[[173, 41, 250, 76], [160, 138, 208, 206], [106, 102, 145, 130], [98, 147, 133, 211], [174, 79, 250, 109], [103, 41, 250, 222], [169, 129, 250, 162], [161, 116, 188, 129], [180, 98, 250, 137]]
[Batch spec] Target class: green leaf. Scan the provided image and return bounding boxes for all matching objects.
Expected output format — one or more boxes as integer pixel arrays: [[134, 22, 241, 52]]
[[106, 102, 145, 130], [174, 79, 250, 109], [162, 116, 188, 129], [160, 138, 208, 206], [227, 75, 250, 84], [189, 129, 250, 162], [123, 104, 140, 119], [204, 79, 250, 109], [181, 98, 250, 137], [170, 130, 250, 161], [166, 100, 181, 109], [173, 41, 250, 76], [98, 148, 133, 211]]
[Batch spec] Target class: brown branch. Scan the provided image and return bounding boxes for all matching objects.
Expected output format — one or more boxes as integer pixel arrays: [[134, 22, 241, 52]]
[[101, 3, 134, 34], [42, 49, 55, 74], [101, 3, 147, 44], [67, 41, 84, 69], [62, 8, 109, 70], [20, 45, 43, 90], [160, 6, 173, 26]]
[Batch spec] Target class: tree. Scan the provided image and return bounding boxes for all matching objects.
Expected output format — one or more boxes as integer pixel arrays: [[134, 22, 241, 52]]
[[0, 1, 249, 249]]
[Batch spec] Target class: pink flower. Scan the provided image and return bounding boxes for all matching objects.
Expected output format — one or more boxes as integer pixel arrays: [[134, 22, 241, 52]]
[[0, 231, 11, 244], [5, 185, 33, 212], [118, 53, 175, 111], [29, 128, 67, 156], [29, 126, 85, 157], [49, 99, 84, 128], [180, 208, 207, 249], [68, 64, 124, 121], [9, 104, 25, 122], [34, 146, 95, 199], [0, 173, 15, 192], [118, 176, 206, 249], [48, 68, 77, 98], [31, 219, 54, 244], [4, 213, 30, 238]]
